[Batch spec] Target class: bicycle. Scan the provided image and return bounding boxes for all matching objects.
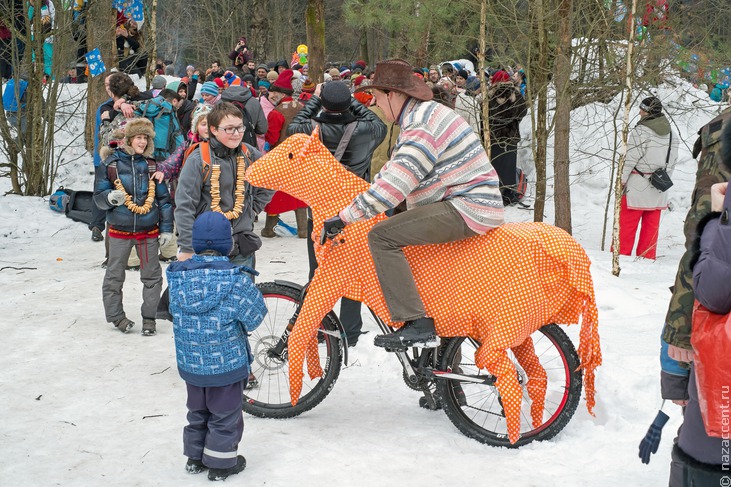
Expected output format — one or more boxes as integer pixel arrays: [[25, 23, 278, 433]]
[[244, 279, 583, 448]]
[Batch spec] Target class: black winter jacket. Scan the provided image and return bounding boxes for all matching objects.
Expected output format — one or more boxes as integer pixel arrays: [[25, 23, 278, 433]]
[[93, 149, 174, 234], [488, 84, 527, 145], [177, 98, 197, 140], [287, 96, 387, 180]]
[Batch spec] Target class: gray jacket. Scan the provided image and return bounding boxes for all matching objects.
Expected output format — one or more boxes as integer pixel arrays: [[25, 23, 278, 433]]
[[220, 86, 268, 136], [174, 138, 273, 254]]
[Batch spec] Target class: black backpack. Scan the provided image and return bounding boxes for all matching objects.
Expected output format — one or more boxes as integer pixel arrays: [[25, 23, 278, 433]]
[[49, 187, 95, 225]]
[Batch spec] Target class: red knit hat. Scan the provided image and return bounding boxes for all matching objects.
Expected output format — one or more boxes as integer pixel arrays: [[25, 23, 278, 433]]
[[270, 69, 294, 95], [353, 75, 366, 87], [491, 70, 511, 84], [213, 77, 225, 89]]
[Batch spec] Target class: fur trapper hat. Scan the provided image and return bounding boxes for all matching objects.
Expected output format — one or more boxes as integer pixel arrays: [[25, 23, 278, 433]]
[[99, 118, 155, 160], [122, 118, 155, 157]]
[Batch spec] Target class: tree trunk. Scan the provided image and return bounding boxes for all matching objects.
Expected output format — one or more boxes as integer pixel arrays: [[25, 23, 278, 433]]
[[146, 0, 158, 88], [530, 0, 550, 223], [305, 0, 325, 83], [250, 0, 269, 62], [479, 0, 490, 153], [612, 0, 640, 277], [553, 0, 573, 234], [85, 1, 116, 154]]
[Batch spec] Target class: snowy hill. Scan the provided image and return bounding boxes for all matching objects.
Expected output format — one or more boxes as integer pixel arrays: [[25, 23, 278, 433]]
[[0, 76, 727, 486]]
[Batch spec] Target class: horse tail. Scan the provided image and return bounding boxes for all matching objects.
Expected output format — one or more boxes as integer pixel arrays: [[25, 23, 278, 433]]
[[577, 294, 602, 415]]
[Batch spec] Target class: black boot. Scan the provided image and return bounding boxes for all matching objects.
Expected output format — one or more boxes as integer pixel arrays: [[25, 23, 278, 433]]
[[373, 317, 438, 350], [208, 455, 246, 481], [185, 458, 207, 474], [91, 227, 104, 242]]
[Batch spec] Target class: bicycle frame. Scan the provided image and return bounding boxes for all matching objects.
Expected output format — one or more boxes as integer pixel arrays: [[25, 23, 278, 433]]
[[262, 279, 500, 410]]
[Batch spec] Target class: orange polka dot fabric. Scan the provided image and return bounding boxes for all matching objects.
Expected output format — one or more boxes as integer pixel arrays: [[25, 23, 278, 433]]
[[246, 130, 602, 445]]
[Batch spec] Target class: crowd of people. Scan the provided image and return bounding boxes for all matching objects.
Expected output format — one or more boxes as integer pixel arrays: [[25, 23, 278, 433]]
[[42, 26, 727, 485]]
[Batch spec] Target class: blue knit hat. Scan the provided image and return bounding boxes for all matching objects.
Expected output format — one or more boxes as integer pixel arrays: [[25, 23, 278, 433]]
[[200, 81, 219, 97], [192, 211, 233, 256]]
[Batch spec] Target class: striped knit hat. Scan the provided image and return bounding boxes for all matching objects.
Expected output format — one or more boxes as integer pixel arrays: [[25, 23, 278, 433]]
[[200, 81, 219, 97]]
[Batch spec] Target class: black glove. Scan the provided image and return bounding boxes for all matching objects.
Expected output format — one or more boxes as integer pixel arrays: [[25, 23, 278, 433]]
[[320, 216, 345, 245], [638, 410, 669, 464]]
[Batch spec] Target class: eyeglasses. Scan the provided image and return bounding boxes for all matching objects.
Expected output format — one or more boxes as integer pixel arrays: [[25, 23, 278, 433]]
[[219, 126, 245, 135]]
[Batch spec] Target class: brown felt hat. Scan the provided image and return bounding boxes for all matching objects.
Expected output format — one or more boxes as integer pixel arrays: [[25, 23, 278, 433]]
[[353, 59, 433, 101]]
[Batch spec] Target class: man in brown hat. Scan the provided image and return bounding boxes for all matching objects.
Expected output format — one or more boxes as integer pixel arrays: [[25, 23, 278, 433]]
[[321, 59, 505, 349]]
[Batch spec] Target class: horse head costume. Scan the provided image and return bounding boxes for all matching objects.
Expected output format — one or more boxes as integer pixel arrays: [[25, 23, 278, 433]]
[[246, 129, 602, 444]]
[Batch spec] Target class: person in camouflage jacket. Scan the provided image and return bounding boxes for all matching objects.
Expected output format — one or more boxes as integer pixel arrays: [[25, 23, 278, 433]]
[[660, 107, 731, 402]]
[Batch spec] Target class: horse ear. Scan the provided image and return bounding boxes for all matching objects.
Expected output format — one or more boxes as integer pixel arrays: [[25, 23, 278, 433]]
[[299, 125, 321, 158]]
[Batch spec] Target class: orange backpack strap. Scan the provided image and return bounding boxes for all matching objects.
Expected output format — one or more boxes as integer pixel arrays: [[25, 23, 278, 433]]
[[182, 141, 212, 181]]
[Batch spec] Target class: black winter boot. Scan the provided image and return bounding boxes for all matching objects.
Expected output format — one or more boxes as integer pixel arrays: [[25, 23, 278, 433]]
[[261, 214, 278, 238], [373, 317, 438, 350], [185, 458, 207, 474], [295, 208, 308, 239], [208, 455, 246, 481]]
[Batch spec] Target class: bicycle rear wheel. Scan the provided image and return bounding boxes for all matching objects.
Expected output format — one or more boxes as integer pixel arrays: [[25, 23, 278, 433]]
[[243, 282, 343, 418], [436, 324, 582, 447]]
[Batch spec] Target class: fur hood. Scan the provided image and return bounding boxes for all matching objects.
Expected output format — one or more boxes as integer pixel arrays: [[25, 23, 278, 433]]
[[100, 117, 155, 160], [722, 117, 731, 173]]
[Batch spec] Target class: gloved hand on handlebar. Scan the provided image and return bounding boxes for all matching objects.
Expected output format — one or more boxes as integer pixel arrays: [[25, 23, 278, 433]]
[[320, 215, 345, 245]]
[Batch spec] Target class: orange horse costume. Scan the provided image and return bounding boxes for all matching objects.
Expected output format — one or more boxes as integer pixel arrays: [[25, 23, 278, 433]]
[[246, 129, 602, 444]]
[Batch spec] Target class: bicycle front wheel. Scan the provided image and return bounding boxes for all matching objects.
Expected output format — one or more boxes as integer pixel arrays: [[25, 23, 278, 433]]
[[243, 282, 343, 418], [436, 324, 582, 448]]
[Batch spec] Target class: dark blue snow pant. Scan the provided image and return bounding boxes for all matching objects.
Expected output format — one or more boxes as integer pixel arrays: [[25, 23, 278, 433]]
[[183, 381, 245, 469]]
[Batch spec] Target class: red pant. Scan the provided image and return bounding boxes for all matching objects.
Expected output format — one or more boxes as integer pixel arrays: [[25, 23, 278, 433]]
[[619, 195, 661, 260]]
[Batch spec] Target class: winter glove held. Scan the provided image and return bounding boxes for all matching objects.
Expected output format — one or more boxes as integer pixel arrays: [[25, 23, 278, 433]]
[[320, 215, 345, 245], [158, 233, 174, 248], [639, 410, 669, 464], [107, 189, 126, 206]]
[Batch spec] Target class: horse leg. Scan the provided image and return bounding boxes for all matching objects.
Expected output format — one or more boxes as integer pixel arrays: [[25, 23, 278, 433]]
[[479, 348, 524, 445], [287, 274, 344, 406], [512, 336, 547, 429]]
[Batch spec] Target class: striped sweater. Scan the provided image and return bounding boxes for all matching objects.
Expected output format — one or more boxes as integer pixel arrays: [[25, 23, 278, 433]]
[[339, 98, 504, 234]]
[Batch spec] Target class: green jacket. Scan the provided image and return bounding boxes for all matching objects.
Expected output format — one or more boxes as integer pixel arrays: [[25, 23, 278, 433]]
[[662, 107, 731, 349]]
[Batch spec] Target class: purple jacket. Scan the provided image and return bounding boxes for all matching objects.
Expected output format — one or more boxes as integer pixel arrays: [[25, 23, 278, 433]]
[[692, 188, 731, 315]]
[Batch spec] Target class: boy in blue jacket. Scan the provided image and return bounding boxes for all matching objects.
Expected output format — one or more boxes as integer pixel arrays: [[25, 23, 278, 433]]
[[94, 118, 174, 336], [166, 211, 266, 481]]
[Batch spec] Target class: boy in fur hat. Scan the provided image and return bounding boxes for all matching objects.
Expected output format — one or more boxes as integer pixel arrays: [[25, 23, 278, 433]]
[[94, 118, 174, 335]]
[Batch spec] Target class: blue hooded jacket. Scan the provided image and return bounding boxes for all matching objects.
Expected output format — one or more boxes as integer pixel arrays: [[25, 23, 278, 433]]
[[166, 255, 266, 387]]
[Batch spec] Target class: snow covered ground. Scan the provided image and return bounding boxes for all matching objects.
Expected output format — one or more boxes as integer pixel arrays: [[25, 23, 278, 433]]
[[0, 76, 728, 486]]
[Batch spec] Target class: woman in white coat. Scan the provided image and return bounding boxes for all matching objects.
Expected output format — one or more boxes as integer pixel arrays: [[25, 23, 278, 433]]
[[620, 96, 679, 260]]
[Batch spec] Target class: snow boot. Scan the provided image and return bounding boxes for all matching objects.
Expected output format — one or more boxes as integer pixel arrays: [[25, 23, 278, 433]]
[[142, 319, 156, 336], [295, 208, 308, 239], [91, 227, 104, 242], [261, 214, 278, 238], [186, 458, 207, 474], [373, 317, 438, 350], [114, 317, 135, 333], [208, 455, 246, 481]]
